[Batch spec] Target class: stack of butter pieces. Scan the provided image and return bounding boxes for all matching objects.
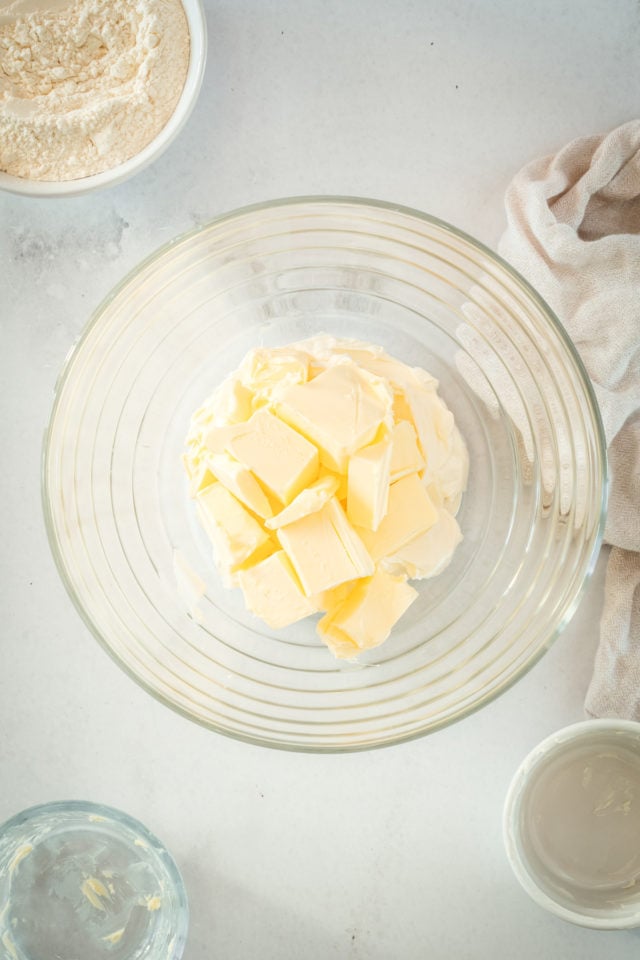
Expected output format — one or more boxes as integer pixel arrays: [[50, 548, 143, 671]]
[[183, 337, 468, 659]]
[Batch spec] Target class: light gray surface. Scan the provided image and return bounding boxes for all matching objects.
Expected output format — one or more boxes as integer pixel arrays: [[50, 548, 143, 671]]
[[1, 1, 639, 957]]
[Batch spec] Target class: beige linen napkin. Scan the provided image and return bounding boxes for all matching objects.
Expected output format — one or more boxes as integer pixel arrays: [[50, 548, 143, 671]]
[[497, 119, 640, 720]]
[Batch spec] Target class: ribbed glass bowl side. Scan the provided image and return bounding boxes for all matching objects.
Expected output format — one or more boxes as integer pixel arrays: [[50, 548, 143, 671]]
[[42, 198, 607, 751]]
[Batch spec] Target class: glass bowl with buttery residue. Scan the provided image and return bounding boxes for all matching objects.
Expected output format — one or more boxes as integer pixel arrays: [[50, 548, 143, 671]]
[[42, 197, 607, 751], [0, 801, 188, 960], [503, 720, 640, 929]]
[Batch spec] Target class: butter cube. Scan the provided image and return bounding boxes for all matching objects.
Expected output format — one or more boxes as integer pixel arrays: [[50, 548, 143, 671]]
[[210, 377, 254, 425], [277, 363, 392, 473], [405, 386, 455, 481], [390, 421, 425, 482], [317, 567, 418, 659], [238, 550, 317, 629], [196, 483, 270, 572], [277, 497, 374, 596], [310, 579, 357, 613], [265, 474, 339, 530], [347, 436, 392, 532], [355, 473, 438, 561], [182, 454, 216, 498], [383, 507, 462, 580], [320, 468, 348, 502], [227, 409, 319, 505], [206, 451, 273, 519], [203, 423, 243, 455]]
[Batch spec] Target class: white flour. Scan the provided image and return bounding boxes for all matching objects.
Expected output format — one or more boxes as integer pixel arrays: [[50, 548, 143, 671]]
[[0, 0, 190, 181]]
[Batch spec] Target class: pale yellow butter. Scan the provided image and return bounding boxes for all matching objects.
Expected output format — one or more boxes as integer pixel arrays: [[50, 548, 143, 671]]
[[405, 386, 455, 482], [390, 420, 425, 482], [277, 363, 392, 473], [277, 497, 374, 596], [438, 426, 470, 503], [206, 450, 273, 519], [310, 579, 357, 612], [265, 474, 339, 530], [347, 436, 392, 532], [196, 483, 270, 571], [209, 377, 254, 425], [184, 336, 467, 658], [185, 460, 216, 498], [228, 409, 319, 505], [238, 347, 310, 403], [356, 472, 438, 561], [383, 507, 462, 580], [320, 467, 348, 502], [238, 550, 317, 628], [203, 422, 243, 455], [318, 566, 418, 659]]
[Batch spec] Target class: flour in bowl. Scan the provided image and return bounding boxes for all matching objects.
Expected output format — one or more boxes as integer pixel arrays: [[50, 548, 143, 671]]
[[0, 0, 190, 181]]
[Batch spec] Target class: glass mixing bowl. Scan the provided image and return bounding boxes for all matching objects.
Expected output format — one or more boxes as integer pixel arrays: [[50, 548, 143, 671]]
[[43, 198, 607, 751]]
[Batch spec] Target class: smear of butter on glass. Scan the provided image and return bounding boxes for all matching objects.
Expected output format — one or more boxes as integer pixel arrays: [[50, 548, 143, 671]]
[[102, 927, 126, 944], [81, 876, 111, 910], [8, 844, 32, 874]]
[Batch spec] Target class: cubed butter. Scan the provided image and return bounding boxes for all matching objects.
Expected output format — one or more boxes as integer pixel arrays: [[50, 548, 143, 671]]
[[238, 550, 317, 629], [227, 409, 319, 505], [347, 436, 392, 532], [310, 579, 357, 613], [436, 426, 470, 501], [265, 474, 339, 530], [182, 455, 216, 498], [203, 423, 243, 455], [355, 472, 438, 561], [210, 377, 254, 425], [184, 337, 468, 657], [238, 347, 310, 402], [277, 497, 374, 596], [277, 363, 392, 473], [383, 507, 462, 580], [320, 467, 348, 502], [405, 386, 455, 481], [206, 450, 273, 519], [390, 421, 425, 482], [317, 566, 417, 659], [196, 483, 271, 571]]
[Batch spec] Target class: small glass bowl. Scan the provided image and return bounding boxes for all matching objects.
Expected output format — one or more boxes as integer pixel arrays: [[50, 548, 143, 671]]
[[504, 720, 640, 929], [0, 801, 188, 960], [0, 1, 206, 198], [43, 197, 606, 751]]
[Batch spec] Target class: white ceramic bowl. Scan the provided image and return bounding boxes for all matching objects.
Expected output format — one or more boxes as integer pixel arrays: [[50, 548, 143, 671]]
[[0, 0, 206, 199], [504, 719, 640, 929]]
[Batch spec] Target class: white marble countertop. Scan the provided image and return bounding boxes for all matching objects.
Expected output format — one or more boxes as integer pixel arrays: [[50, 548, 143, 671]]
[[2, 1, 639, 957]]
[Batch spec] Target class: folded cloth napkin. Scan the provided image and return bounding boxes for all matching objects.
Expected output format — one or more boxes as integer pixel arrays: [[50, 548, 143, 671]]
[[497, 119, 640, 720]]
